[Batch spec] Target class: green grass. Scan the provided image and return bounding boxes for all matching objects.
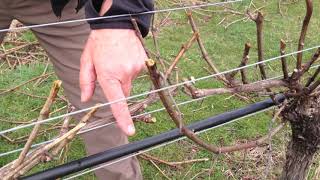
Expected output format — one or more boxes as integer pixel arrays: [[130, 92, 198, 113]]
[[1, 0, 320, 179]]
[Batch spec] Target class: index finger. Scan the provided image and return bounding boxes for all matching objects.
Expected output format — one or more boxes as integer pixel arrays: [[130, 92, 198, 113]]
[[97, 77, 135, 136]]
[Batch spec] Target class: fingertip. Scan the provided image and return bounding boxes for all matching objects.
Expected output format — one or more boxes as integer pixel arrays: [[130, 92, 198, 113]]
[[118, 119, 136, 136], [127, 124, 136, 136]]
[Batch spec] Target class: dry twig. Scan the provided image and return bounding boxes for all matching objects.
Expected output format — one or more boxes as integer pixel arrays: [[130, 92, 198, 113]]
[[186, 11, 228, 84], [13, 80, 61, 168], [1, 105, 99, 179], [0, 72, 54, 95], [164, 32, 198, 79]]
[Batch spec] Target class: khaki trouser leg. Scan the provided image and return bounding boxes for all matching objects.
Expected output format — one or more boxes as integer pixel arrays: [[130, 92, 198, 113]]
[[2, 0, 142, 179], [0, 2, 13, 44]]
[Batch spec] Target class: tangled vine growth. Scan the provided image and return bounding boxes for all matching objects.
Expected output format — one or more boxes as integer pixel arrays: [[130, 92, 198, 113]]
[[0, 0, 319, 179]]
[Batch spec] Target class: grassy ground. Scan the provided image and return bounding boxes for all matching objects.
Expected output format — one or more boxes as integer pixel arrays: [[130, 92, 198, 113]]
[[1, 0, 320, 179]]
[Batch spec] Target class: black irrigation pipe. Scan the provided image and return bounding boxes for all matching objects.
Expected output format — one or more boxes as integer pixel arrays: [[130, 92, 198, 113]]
[[21, 95, 285, 180]]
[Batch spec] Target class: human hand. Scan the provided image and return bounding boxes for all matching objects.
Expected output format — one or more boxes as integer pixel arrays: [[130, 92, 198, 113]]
[[80, 29, 147, 136]]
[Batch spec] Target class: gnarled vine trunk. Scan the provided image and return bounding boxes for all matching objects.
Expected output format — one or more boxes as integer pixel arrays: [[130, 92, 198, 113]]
[[281, 95, 320, 180]]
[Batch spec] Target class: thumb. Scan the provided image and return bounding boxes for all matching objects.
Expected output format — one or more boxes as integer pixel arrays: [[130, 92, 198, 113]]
[[80, 46, 96, 102]]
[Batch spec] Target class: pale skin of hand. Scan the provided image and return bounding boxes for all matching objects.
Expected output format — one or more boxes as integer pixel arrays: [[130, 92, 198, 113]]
[[80, 0, 148, 136]]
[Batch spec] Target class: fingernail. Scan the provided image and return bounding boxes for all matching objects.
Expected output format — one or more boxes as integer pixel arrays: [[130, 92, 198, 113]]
[[127, 125, 136, 136]]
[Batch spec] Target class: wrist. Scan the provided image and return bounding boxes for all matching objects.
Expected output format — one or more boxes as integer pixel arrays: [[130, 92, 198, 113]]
[[89, 29, 137, 43], [91, 29, 136, 36]]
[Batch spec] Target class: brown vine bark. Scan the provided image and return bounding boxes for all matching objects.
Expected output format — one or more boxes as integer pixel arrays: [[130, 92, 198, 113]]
[[13, 80, 61, 169], [296, 0, 313, 70], [186, 11, 229, 84], [184, 79, 287, 99], [225, 43, 251, 85], [280, 39, 289, 80], [164, 32, 198, 79], [281, 96, 320, 180]]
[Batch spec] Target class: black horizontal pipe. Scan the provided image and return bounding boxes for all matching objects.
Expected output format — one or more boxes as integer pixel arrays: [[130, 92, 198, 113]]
[[21, 95, 285, 180]]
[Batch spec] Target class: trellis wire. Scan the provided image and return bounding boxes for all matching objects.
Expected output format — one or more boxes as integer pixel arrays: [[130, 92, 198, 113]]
[[0, 0, 242, 33], [0, 45, 319, 135], [2, 63, 319, 158], [64, 106, 274, 180]]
